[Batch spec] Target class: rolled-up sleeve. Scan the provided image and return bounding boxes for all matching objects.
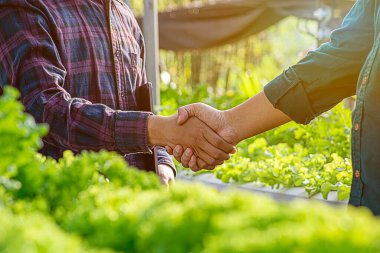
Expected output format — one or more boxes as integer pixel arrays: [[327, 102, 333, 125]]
[[264, 0, 374, 124]]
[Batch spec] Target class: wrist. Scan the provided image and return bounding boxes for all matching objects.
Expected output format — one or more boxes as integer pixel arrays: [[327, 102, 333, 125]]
[[147, 115, 177, 146], [223, 109, 243, 144], [147, 115, 165, 146]]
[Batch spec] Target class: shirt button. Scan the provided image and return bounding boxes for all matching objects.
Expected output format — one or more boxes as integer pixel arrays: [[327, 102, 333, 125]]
[[355, 170, 361, 179], [362, 76, 368, 86], [354, 123, 359, 131]]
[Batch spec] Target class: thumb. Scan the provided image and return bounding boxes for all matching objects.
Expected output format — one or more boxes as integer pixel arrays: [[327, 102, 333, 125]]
[[177, 106, 191, 125]]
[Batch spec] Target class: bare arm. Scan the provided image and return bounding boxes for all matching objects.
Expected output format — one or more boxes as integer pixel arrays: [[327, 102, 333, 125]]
[[224, 92, 291, 142], [168, 92, 290, 171]]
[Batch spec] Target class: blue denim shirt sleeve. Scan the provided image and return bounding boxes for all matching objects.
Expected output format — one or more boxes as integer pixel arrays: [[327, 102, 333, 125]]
[[264, 0, 374, 124]]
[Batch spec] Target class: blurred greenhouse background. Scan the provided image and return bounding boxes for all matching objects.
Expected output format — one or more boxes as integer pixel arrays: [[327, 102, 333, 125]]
[[113, 0, 356, 201]]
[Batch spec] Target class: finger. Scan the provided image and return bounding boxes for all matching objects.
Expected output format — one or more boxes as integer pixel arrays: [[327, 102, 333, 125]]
[[197, 158, 208, 170], [195, 149, 223, 166], [169, 175, 175, 185], [196, 158, 219, 170], [160, 175, 169, 186], [200, 140, 230, 161], [189, 155, 199, 171], [203, 130, 235, 154], [165, 173, 175, 188], [158, 166, 174, 188], [173, 145, 184, 162], [214, 160, 224, 166], [196, 159, 216, 171], [180, 148, 193, 168], [173, 145, 184, 156], [165, 146, 173, 155], [205, 165, 216, 171]]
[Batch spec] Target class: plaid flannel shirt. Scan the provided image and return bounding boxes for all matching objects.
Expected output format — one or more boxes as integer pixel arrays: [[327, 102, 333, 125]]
[[0, 0, 174, 171]]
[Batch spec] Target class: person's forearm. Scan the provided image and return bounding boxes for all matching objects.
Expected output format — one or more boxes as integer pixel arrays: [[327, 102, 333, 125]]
[[225, 92, 291, 142], [23, 87, 153, 155]]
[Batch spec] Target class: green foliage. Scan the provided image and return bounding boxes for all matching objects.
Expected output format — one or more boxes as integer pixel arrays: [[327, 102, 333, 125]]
[[63, 183, 380, 253], [7, 149, 161, 224], [213, 104, 352, 200], [48, 151, 161, 216], [0, 87, 48, 192], [0, 87, 375, 253], [0, 208, 112, 253], [0, 89, 160, 212]]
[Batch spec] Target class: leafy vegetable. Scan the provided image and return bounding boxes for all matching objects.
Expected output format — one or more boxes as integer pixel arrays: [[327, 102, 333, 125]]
[[1, 86, 374, 253]]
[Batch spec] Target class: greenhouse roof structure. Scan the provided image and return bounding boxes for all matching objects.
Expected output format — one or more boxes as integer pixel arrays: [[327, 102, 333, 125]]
[[137, 0, 355, 51]]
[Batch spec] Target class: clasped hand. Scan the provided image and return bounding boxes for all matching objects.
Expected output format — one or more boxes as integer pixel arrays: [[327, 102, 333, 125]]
[[166, 103, 241, 171], [148, 103, 241, 172]]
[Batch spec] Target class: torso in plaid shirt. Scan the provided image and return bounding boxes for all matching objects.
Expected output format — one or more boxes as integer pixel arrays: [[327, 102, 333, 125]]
[[0, 0, 174, 171]]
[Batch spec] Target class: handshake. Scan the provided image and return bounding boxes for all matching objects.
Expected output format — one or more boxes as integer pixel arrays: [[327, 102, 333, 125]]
[[148, 103, 241, 171]]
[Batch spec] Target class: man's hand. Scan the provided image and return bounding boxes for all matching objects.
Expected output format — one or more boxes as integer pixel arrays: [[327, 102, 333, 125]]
[[177, 103, 240, 145], [165, 145, 215, 171], [157, 164, 175, 188], [166, 103, 240, 171], [168, 93, 291, 171], [148, 114, 234, 166]]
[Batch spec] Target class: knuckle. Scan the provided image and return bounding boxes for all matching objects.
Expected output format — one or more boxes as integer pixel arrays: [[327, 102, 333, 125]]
[[216, 151, 225, 160], [216, 138, 223, 146], [214, 151, 225, 160]]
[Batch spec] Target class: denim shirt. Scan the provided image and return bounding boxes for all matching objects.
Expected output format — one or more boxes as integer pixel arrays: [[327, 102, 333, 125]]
[[264, 0, 380, 214]]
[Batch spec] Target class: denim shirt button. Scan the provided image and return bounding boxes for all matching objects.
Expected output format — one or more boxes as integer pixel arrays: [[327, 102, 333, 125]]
[[362, 76, 368, 85]]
